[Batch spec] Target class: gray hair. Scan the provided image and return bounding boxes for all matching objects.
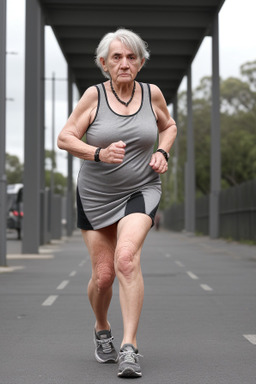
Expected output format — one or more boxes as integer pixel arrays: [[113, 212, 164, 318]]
[[95, 28, 150, 79]]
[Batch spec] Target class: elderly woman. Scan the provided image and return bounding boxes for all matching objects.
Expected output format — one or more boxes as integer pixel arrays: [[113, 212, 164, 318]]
[[57, 28, 177, 378]]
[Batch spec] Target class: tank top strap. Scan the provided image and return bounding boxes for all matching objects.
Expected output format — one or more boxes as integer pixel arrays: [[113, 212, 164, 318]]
[[94, 83, 110, 117], [139, 82, 156, 120]]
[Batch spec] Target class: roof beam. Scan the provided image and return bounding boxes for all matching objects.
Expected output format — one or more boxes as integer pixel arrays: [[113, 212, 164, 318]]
[[54, 26, 205, 41], [42, 0, 220, 6], [46, 10, 213, 28], [60, 38, 198, 56]]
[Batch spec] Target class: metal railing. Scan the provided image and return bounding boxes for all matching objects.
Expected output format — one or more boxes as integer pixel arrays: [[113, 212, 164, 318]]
[[164, 179, 256, 242]]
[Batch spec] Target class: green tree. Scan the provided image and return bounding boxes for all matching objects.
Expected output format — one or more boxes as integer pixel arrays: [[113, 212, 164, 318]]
[[6, 153, 23, 184], [166, 59, 256, 207], [240, 60, 256, 91], [45, 170, 67, 195]]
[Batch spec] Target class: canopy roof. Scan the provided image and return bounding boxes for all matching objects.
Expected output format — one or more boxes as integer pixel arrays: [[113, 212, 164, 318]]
[[40, 0, 225, 103]]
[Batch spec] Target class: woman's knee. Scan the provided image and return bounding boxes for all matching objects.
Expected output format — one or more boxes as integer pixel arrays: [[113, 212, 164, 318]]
[[115, 242, 138, 280], [93, 259, 115, 292]]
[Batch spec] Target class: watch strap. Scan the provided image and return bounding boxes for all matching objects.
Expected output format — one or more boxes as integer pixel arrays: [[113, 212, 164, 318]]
[[156, 148, 169, 162], [94, 147, 102, 162]]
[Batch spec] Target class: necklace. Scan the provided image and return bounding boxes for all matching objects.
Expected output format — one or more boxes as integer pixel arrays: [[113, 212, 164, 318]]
[[110, 80, 136, 107]]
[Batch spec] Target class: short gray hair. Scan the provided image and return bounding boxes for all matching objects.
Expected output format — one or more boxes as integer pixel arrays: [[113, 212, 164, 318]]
[[95, 28, 150, 79]]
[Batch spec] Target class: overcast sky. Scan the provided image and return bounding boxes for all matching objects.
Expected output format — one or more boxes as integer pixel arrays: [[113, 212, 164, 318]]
[[5, 0, 256, 176]]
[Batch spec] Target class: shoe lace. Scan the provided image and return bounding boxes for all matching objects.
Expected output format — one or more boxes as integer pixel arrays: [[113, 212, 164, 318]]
[[96, 336, 114, 354], [119, 350, 143, 363]]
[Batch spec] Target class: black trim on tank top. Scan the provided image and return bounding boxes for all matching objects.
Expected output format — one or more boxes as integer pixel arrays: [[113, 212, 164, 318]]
[[125, 191, 146, 216], [101, 82, 144, 117], [147, 83, 158, 122], [87, 85, 101, 129], [76, 187, 93, 230]]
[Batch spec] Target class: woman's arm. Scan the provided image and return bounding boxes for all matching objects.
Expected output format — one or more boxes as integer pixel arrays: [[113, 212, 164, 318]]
[[149, 84, 177, 174], [57, 86, 99, 161], [57, 85, 126, 163]]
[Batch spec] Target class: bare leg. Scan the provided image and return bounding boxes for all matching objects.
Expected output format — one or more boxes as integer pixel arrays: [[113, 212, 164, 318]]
[[82, 224, 117, 332], [115, 213, 152, 348]]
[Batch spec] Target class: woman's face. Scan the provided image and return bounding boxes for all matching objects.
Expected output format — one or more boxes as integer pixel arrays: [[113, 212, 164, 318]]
[[100, 39, 145, 84]]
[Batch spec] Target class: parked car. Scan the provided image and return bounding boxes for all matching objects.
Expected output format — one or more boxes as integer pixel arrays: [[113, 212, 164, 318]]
[[6, 184, 23, 240]]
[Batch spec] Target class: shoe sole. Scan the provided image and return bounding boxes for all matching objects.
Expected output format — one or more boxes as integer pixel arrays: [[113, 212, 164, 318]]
[[95, 351, 118, 364], [118, 367, 142, 378]]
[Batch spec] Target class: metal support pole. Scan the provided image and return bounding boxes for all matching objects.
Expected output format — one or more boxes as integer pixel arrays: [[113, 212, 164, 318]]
[[0, 0, 7, 266], [209, 13, 221, 239], [50, 72, 56, 239], [185, 67, 195, 232], [173, 94, 178, 202], [50, 72, 55, 196], [40, 14, 45, 245], [22, 0, 43, 253], [66, 67, 74, 237]]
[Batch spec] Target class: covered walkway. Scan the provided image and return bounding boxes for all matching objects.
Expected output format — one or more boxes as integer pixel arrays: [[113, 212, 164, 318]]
[[1, 0, 225, 265]]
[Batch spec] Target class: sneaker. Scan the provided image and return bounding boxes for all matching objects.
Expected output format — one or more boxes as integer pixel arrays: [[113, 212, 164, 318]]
[[118, 344, 142, 378], [94, 328, 118, 363]]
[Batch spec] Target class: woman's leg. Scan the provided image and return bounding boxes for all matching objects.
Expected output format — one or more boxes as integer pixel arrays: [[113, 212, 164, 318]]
[[81, 224, 117, 332], [114, 213, 152, 348]]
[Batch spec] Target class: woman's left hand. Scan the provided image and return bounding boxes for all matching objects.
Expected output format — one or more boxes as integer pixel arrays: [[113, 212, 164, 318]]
[[149, 152, 168, 174]]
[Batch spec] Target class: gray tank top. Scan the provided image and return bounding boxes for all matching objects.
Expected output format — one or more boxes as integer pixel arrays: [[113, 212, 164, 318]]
[[77, 82, 161, 229]]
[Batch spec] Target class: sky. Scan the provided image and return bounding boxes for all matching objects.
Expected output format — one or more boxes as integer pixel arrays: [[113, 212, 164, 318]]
[[5, 0, 256, 177]]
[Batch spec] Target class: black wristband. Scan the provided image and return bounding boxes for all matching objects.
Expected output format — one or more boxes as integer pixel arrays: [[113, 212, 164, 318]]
[[94, 147, 102, 162], [156, 149, 169, 162]]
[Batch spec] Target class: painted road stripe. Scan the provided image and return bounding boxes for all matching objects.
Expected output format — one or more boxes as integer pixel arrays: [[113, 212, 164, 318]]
[[243, 335, 256, 345], [165, 253, 171, 258], [187, 271, 199, 280], [175, 261, 185, 267], [200, 284, 213, 291], [57, 280, 69, 290], [69, 270, 77, 277], [79, 260, 86, 267], [42, 295, 58, 306]]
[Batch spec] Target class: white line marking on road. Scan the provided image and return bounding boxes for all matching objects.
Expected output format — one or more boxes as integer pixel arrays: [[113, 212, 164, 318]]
[[69, 270, 77, 277], [200, 284, 213, 291], [165, 253, 171, 258], [175, 261, 185, 267], [7, 254, 54, 260], [243, 335, 256, 345], [79, 260, 86, 267], [0, 266, 25, 273], [57, 280, 69, 290], [186, 271, 199, 280], [42, 295, 58, 306]]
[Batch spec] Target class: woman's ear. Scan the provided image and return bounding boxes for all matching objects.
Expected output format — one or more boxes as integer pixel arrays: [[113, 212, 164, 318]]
[[100, 57, 108, 72]]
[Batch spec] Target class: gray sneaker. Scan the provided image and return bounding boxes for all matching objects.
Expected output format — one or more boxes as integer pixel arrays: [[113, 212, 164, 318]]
[[118, 344, 142, 378], [94, 328, 118, 363]]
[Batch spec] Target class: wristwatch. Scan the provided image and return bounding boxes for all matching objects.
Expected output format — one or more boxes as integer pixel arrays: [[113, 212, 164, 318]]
[[94, 147, 102, 162], [156, 149, 169, 162]]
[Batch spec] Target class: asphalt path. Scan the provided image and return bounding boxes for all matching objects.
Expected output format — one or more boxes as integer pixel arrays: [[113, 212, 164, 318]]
[[1, 229, 256, 384]]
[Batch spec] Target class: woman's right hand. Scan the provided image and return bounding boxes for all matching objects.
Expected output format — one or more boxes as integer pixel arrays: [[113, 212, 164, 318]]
[[100, 141, 126, 163]]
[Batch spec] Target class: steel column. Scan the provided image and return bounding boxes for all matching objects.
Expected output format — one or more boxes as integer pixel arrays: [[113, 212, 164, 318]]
[[66, 67, 74, 237], [22, 0, 43, 253], [209, 13, 221, 239], [39, 13, 45, 245], [185, 67, 195, 232], [0, 0, 7, 266], [172, 94, 178, 202]]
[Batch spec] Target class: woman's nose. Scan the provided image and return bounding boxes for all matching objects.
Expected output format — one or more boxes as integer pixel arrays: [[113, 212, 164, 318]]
[[120, 57, 129, 67]]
